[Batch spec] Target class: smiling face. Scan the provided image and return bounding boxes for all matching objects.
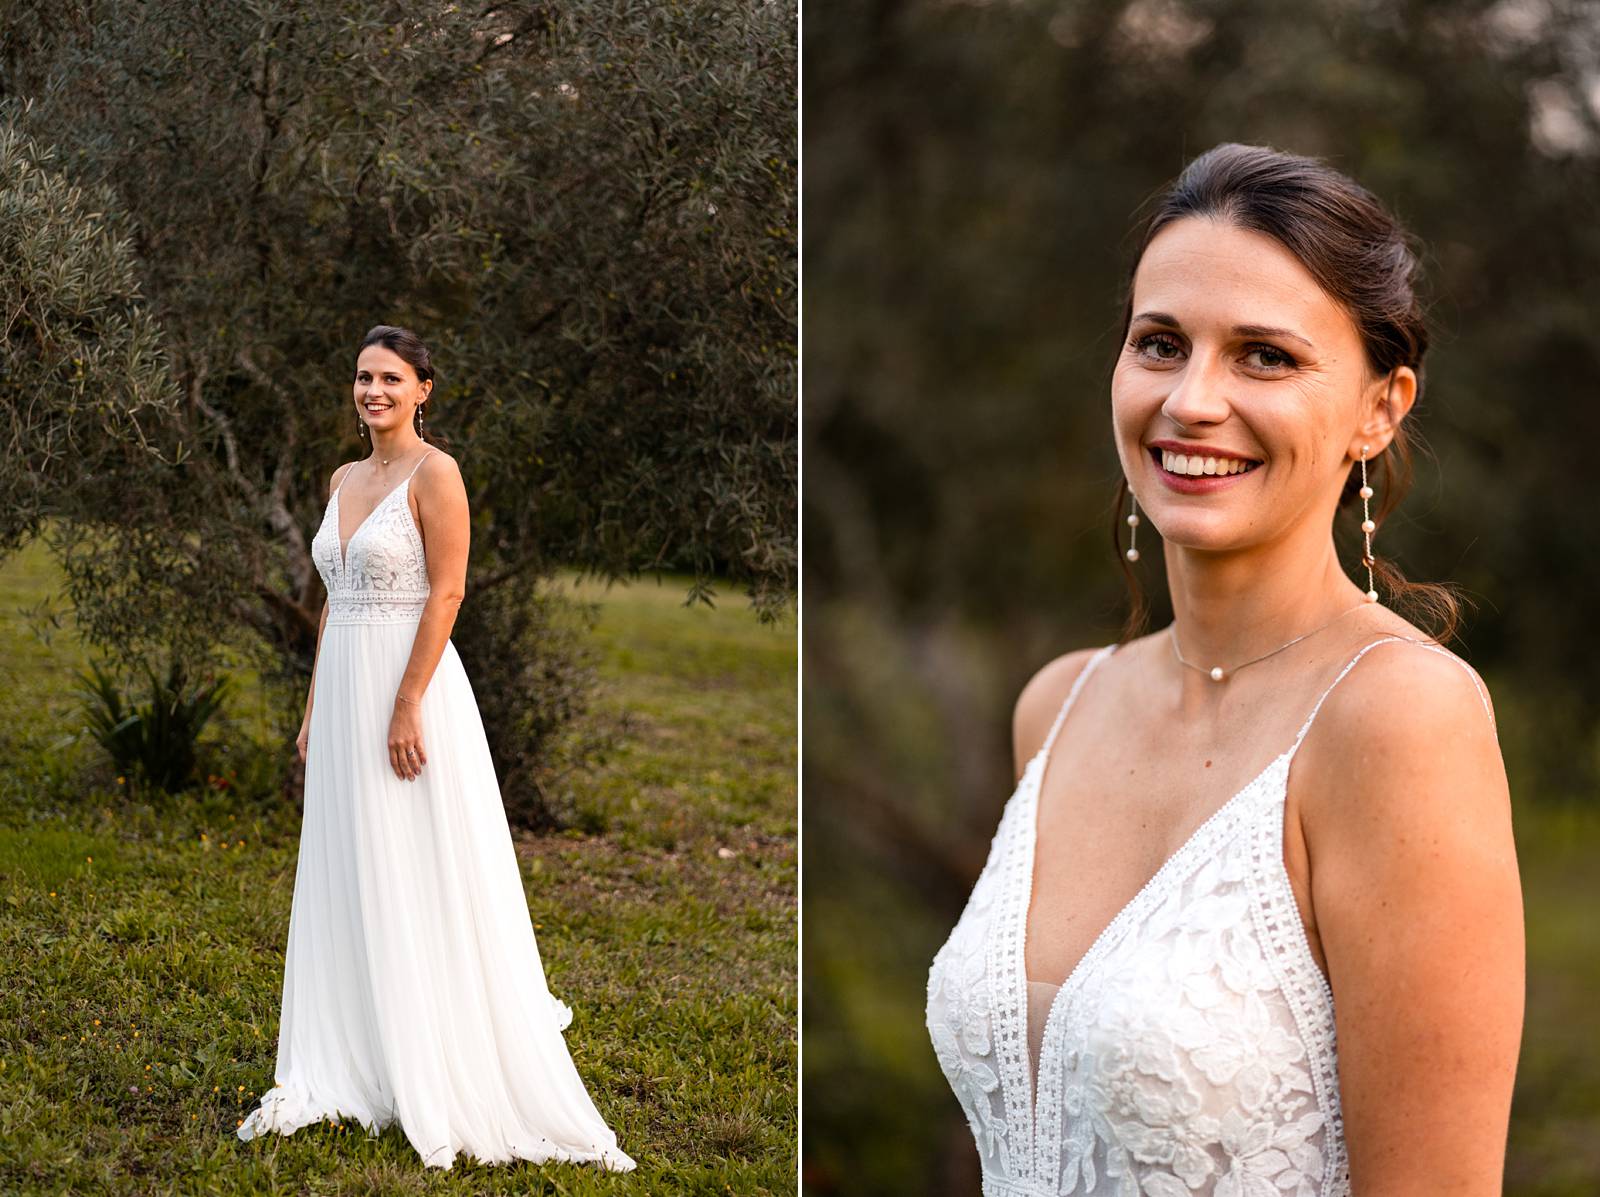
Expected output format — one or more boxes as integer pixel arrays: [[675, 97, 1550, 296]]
[[354, 344, 430, 431], [1112, 215, 1410, 554]]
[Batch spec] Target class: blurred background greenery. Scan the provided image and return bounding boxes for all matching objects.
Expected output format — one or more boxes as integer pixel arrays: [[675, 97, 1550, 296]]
[[802, 0, 1600, 1193]]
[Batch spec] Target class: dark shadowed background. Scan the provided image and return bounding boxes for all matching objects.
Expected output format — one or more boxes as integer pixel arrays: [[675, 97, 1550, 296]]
[[802, 1, 1600, 1193]]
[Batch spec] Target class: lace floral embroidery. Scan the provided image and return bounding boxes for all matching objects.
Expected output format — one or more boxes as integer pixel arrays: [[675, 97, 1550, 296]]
[[311, 471, 432, 625]]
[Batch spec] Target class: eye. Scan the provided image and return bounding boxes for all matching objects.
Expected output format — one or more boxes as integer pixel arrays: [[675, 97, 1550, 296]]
[[1131, 332, 1185, 362], [1243, 343, 1297, 371]]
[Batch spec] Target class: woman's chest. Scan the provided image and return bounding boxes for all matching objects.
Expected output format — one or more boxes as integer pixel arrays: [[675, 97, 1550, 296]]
[[926, 785, 1348, 1194], [1027, 729, 1328, 994]]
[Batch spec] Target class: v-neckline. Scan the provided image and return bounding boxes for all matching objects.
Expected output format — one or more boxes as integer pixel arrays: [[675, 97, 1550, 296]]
[[1014, 652, 1294, 1130], [1022, 742, 1289, 995], [334, 478, 410, 572]]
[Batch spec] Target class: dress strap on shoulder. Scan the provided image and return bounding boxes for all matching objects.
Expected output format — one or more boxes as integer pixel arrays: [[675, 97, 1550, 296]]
[[1288, 635, 1497, 759], [1040, 643, 1118, 759], [404, 446, 437, 482]]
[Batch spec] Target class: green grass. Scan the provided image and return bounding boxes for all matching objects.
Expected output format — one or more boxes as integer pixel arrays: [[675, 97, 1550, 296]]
[[0, 539, 797, 1195]]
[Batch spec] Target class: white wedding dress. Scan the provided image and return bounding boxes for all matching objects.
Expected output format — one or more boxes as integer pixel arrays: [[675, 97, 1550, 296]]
[[926, 635, 1495, 1195], [238, 448, 636, 1172]]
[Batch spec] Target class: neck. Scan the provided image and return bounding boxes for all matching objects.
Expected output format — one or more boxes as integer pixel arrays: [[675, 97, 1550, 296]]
[[369, 425, 423, 465], [1163, 526, 1369, 672]]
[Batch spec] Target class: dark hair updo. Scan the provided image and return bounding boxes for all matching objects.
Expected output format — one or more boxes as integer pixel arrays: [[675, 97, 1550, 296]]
[[1112, 142, 1464, 645], [358, 324, 447, 447]]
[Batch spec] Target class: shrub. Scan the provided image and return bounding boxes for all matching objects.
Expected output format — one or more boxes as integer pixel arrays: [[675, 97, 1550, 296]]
[[449, 582, 604, 832], [75, 655, 230, 795]]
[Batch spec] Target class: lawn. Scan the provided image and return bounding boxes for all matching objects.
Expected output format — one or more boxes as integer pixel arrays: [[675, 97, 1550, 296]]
[[0, 536, 797, 1196]]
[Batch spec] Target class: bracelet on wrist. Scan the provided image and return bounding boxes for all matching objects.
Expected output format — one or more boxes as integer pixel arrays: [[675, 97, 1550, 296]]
[[396, 694, 421, 706]]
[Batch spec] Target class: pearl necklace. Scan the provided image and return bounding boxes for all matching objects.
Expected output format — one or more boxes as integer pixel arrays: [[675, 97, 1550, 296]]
[[371, 443, 424, 469], [1169, 603, 1370, 682]]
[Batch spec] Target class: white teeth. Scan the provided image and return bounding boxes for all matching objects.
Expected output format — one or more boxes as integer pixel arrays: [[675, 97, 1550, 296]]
[[1160, 449, 1257, 477]]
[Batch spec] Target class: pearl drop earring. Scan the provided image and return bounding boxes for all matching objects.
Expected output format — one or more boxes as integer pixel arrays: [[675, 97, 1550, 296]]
[[1359, 444, 1378, 602], [1125, 490, 1141, 562]]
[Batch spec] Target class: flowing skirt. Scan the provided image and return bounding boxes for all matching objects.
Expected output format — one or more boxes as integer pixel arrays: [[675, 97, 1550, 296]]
[[237, 617, 636, 1172]]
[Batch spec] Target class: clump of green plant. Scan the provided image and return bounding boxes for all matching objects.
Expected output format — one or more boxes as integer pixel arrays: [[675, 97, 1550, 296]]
[[75, 656, 231, 794]]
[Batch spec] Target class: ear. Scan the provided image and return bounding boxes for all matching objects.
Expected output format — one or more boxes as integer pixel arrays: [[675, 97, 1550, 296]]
[[1350, 365, 1417, 459]]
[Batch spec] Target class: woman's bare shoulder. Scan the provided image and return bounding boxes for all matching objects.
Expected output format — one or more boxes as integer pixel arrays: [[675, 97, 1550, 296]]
[[1298, 633, 1505, 854], [413, 446, 462, 486], [1011, 633, 1153, 774], [329, 460, 359, 498], [1319, 632, 1497, 753]]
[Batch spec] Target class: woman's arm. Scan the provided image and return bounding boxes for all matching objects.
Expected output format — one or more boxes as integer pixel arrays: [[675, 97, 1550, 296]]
[[1298, 645, 1523, 1193], [384, 451, 469, 779], [299, 463, 356, 754], [296, 598, 330, 763]]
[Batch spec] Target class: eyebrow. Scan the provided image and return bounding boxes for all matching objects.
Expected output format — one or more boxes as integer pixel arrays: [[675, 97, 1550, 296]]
[[1132, 310, 1316, 352]]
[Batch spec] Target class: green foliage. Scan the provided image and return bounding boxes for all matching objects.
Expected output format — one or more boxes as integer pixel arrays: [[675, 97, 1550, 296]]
[[0, 119, 183, 559], [74, 656, 231, 795]]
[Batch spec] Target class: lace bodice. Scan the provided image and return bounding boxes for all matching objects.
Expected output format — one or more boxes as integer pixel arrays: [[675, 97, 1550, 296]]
[[310, 449, 436, 625], [926, 636, 1495, 1196]]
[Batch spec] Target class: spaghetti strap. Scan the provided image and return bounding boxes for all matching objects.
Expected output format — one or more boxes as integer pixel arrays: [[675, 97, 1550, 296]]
[[403, 447, 437, 482], [1039, 643, 1118, 761], [1288, 635, 1497, 761]]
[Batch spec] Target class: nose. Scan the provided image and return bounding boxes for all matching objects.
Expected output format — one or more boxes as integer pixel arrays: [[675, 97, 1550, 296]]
[[1159, 348, 1232, 429]]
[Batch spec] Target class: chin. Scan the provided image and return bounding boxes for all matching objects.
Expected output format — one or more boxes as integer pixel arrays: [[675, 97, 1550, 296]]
[[1141, 508, 1255, 554]]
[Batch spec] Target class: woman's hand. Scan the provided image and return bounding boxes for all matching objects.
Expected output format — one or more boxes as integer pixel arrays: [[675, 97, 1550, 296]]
[[388, 697, 427, 781], [296, 715, 310, 763]]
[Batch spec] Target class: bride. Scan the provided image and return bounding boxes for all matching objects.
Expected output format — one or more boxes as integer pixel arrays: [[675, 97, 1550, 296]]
[[925, 145, 1523, 1194], [237, 324, 636, 1172]]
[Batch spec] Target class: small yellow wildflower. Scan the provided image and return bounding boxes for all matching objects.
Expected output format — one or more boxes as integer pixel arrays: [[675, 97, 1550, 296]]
[[93, 1019, 101, 1026]]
